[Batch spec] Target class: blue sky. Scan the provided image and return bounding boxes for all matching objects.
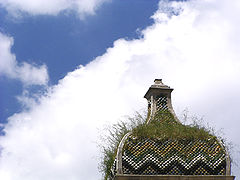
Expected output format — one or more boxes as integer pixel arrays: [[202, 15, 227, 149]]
[[0, 0, 158, 122], [0, 0, 240, 179]]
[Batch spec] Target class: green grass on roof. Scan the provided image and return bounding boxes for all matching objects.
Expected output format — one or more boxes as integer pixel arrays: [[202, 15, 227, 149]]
[[132, 110, 216, 140], [100, 110, 219, 179]]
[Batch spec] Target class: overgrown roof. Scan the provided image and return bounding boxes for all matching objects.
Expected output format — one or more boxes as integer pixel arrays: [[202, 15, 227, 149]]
[[132, 110, 216, 140]]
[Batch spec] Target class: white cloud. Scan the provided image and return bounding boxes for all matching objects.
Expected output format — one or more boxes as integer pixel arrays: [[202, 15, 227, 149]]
[[0, 33, 49, 86], [0, 0, 109, 18], [0, 0, 240, 179]]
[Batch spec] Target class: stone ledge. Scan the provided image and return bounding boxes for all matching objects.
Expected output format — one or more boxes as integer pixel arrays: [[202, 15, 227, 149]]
[[114, 175, 235, 180]]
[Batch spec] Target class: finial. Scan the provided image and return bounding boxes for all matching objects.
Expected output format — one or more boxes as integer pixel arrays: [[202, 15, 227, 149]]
[[154, 79, 162, 84], [151, 79, 170, 89]]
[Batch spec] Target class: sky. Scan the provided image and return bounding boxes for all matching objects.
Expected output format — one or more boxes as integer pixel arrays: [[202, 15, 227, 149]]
[[0, 0, 239, 179]]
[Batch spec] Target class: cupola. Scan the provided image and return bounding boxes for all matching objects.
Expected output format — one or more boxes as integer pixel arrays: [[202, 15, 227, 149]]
[[144, 79, 178, 123], [109, 79, 234, 180]]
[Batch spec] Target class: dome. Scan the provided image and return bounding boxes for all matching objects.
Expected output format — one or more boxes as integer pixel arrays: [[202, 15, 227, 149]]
[[109, 79, 231, 180]]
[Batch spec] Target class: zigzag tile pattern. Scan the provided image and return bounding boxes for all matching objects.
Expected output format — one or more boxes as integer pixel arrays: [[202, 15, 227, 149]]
[[122, 135, 226, 175]]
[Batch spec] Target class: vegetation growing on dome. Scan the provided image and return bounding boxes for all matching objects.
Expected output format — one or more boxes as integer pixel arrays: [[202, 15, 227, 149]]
[[99, 120, 130, 180], [99, 112, 145, 180], [132, 110, 216, 140], [99, 110, 219, 179]]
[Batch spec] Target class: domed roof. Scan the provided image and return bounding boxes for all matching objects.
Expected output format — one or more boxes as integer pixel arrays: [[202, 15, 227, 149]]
[[109, 80, 231, 179], [121, 135, 226, 175]]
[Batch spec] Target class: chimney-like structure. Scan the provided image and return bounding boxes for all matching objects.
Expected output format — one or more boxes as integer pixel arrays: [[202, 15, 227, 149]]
[[144, 79, 178, 123]]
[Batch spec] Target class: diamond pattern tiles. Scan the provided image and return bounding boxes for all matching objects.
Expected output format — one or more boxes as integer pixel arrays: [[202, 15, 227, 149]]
[[156, 95, 168, 111], [122, 135, 226, 175]]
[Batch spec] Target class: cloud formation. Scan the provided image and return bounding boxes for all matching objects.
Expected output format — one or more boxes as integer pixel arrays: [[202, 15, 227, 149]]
[[0, 0, 109, 18], [0, 33, 49, 86], [0, 0, 240, 179]]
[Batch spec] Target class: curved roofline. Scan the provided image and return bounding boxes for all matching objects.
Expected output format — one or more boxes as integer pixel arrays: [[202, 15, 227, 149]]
[[116, 132, 132, 175]]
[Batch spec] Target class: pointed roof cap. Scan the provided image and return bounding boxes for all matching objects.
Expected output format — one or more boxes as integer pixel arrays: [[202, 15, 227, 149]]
[[144, 79, 173, 99]]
